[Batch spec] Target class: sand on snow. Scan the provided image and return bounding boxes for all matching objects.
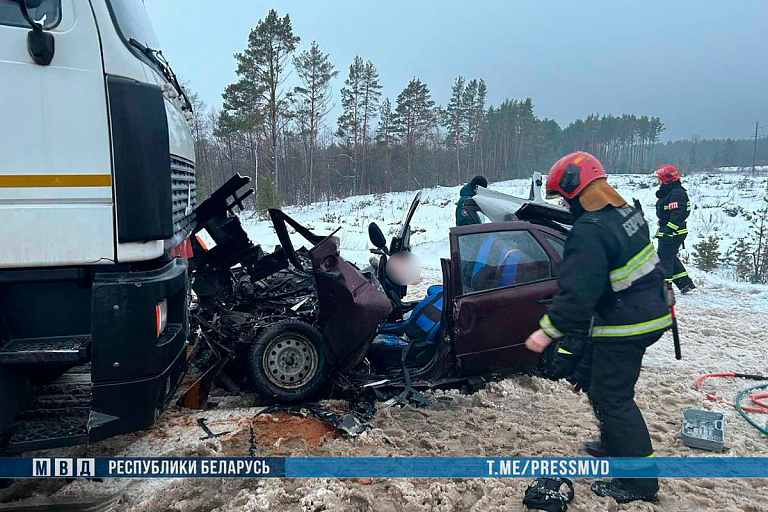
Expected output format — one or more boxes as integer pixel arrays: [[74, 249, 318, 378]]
[[2, 270, 765, 512]]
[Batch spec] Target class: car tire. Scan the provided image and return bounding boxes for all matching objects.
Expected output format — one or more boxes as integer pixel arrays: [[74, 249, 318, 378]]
[[246, 320, 327, 404]]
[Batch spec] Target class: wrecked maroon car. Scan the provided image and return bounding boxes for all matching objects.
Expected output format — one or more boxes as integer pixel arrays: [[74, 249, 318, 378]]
[[344, 188, 573, 403], [183, 175, 391, 406], [185, 175, 573, 406]]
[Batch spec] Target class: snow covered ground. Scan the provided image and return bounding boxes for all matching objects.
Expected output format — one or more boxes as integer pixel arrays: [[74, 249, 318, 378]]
[[4, 169, 768, 512], [239, 169, 768, 282]]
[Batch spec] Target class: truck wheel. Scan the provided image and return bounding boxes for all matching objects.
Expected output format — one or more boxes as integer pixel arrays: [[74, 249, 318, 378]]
[[246, 320, 327, 404]]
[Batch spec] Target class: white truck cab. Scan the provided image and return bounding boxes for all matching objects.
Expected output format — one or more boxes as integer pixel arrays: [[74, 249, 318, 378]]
[[0, 0, 195, 452]]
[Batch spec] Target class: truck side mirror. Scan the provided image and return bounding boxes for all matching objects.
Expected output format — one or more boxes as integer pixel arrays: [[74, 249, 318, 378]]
[[12, 0, 55, 66]]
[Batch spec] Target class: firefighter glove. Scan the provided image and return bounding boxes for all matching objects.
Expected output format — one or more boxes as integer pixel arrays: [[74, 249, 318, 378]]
[[566, 343, 592, 393], [546, 333, 589, 381]]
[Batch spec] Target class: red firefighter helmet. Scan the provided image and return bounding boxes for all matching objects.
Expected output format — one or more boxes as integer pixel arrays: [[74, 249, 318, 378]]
[[653, 165, 680, 185], [545, 151, 606, 199]]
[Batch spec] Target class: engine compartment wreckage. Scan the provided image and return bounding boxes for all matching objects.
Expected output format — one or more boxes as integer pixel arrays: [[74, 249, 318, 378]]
[[181, 175, 573, 432]]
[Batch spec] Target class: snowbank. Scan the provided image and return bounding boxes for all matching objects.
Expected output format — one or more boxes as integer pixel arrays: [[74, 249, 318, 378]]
[[240, 170, 768, 282]]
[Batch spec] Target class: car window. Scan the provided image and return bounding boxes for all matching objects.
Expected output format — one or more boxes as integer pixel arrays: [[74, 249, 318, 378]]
[[457, 230, 552, 294], [541, 232, 565, 259], [0, 0, 60, 30]]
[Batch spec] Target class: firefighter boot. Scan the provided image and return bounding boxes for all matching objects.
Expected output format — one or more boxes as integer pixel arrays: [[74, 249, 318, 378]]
[[582, 439, 608, 457]]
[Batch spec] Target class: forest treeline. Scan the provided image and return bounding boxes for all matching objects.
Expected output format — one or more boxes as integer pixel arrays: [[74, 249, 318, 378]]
[[188, 9, 764, 209]]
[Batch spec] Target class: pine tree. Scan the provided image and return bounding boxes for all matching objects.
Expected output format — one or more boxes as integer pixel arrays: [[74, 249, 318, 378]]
[[729, 238, 753, 282], [749, 198, 768, 283], [293, 41, 337, 203], [692, 236, 721, 272], [445, 76, 466, 182], [461, 80, 477, 179], [220, 78, 263, 186], [256, 174, 280, 217], [230, 9, 299, 194], [688, 135, 700, 170], [359, 60, 382, 193], [375, 98, 396, 190], [393, 78, 435, 183], [471, 79, 487, 173], [337, 56, 365, 193], [517, 98, 535, 172]]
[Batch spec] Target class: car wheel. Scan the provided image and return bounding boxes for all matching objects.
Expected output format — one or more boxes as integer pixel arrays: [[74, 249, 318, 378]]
[[246, 320, 327, 404]]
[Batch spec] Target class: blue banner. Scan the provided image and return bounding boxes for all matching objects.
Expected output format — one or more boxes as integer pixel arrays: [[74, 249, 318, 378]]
[[1, 457, 767, 479]]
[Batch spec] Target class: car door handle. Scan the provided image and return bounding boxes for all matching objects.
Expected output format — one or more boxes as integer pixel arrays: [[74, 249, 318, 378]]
[[538, 297, 554, 305]]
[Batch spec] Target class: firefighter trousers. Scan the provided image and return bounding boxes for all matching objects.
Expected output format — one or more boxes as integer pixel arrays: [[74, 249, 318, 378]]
[[589, 336, 661, 495], [657, 235, 694, 291]]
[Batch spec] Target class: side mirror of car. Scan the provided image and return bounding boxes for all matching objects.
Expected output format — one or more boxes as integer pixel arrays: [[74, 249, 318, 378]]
[[368, 223, 388, 253]]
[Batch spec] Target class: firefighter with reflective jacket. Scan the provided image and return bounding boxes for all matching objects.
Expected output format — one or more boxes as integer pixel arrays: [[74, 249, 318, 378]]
[[525, 151, 671, 504], [653, 165, 696, 293]]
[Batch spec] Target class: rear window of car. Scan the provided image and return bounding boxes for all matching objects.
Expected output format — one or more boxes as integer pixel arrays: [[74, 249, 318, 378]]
[[0, 0, 60, 30], [541, 232, 566, 259], [457, 230, 552, 294]]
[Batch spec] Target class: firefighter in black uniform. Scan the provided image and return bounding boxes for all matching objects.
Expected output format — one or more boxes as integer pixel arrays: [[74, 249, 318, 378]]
[[653, 165, 696, 293], [525, 151, 671, 504]]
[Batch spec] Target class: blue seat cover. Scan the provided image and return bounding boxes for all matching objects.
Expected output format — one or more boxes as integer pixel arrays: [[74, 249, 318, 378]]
[[378, 288, 444, 342]]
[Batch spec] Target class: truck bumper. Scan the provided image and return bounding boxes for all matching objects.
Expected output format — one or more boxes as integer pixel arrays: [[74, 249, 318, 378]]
[[89, 259, 188, 441]]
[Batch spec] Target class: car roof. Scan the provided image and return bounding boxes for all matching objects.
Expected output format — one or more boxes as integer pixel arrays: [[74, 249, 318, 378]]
[[469, 187, 574, 226], [449, 219, 566, 236]]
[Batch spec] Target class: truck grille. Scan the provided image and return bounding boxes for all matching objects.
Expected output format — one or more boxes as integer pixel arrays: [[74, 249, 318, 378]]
[[171, 156, 196, 241]]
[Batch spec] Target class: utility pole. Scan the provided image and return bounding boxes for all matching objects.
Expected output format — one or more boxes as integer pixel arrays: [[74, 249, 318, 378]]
[[752, 121, 759, 175]]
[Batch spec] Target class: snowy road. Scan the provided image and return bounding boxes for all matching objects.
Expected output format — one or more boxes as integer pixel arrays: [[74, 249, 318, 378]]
[[10, 270, 762, 512]]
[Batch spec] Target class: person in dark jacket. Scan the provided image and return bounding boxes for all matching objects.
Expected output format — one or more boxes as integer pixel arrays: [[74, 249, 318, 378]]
[[653, 165, 696, 293], [525, 151, 671, 504], [455, 175, 487, 226]]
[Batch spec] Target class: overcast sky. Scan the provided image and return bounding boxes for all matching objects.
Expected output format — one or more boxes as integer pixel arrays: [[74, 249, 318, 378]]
[[145, 0, 767, 141]]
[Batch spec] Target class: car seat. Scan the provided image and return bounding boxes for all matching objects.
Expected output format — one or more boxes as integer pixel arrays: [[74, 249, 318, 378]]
[[469, 234, 524, 291], [377, 285, 443, 341], [367, 286, 444, 368]]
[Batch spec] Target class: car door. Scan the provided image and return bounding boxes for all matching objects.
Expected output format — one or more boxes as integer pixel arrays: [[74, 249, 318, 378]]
[[449, 222, 564, 376], [386, 191, 421, 301]]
